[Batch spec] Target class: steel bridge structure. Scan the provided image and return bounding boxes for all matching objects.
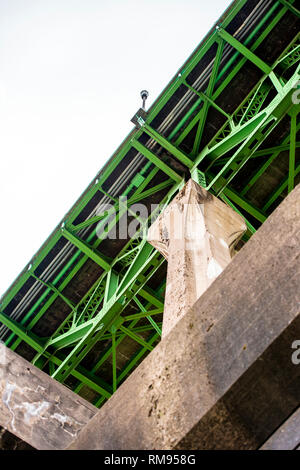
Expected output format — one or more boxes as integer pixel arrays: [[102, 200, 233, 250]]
[[0, 0, 299, 411]]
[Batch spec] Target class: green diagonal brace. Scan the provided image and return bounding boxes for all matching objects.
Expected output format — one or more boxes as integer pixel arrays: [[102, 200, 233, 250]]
[[217, 27, 272, 75], [123, 308, 163, 322], [131, 140, 183, 183], [30, 272, 75, 310], [143, 123, 194, 169], [51, 244, 163, 383], [183, 80, 231, 120], [119, 325, 154, 351], [41, 351, 112, 399], [217, 27, 283, 93], [61, 228, 111, 271], [0, 312, 46, 353], [278, 0, 300, 18]]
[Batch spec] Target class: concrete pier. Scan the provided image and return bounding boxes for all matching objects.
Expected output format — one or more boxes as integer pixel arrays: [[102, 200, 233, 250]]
[[147, 179, 246, 337]]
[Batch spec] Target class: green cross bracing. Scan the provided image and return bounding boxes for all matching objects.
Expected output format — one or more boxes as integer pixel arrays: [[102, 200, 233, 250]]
[[0, 0, 299, 409]]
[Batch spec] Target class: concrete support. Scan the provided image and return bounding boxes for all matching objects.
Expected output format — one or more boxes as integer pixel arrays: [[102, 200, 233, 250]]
[[68, 183, 300, 450], [260, 408, 300, 450], [0, 343, 97, 450], [147, 179, 246, 337]]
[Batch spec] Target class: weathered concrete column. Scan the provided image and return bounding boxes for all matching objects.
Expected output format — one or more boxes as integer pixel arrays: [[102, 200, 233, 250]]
[[0, 343, 97, 449], [147, 179, 246, 337]]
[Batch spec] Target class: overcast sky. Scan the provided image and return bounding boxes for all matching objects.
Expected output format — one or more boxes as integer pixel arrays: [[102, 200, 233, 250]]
[[0, 0, 231, 296]]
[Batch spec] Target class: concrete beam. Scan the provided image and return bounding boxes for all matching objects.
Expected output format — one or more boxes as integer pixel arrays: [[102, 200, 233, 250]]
[[147, 179, 246, 337], [68, 183, 300, 450], [260, 408, 300, 450], [0, 343, 97, 450]]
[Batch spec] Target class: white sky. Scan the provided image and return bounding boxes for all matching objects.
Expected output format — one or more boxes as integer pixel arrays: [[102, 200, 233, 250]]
[[0, 0, 231, 296]]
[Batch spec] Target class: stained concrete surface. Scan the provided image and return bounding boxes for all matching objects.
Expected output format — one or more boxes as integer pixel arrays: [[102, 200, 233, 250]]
[[0, 343, 97, 450]]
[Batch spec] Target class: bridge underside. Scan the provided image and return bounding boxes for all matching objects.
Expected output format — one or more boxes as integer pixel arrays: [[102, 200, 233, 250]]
[[0, 0, 299, 449]]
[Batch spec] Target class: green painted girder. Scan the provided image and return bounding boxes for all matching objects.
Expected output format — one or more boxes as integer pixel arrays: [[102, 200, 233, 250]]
[[141, 123, 194, 169], [119, 325, 154, 351], [210, 174, 267, 224], [175, 2, 290, 151], [104, 270, 119, 304], [196, 61, 299, 170], [0, 312, 46, 353], [145, 315, 162, 336], [196, 113, 265, 165], [127, 178, 174, 204], [5, 162, 170, 351], [6, 250, 91, 351], [132, 296, 162, 336], [237, 82, 271, 127], [30, 274, 108, 364], [30, 272, 75, 310], [100, 323, 163, 341], [131, 139, 183, 183], [72, 317, 142, 397], [72, 209, 116, 232], [252, 143, 300, 157], [42, 226, 165, 355], [145, 0, 249, 127], [40, 351, 112, 399], [183, 79, 232, 121], [216, 27, 272, 75], [137, 288, 164, 309], [123, 307, 163, 322], [240, 121, 300, 196], [196, 80, 271, 164], [61, 228, 111, 272], [47, 283, 162, 350], [191, 39, 226, 156], [48, 319, 97, 350], [278, 0, 300, 18], [213, 142, 300, 166], [262, 162, 300, 212], [72, 282, 165, 398], [73, 167, 167, 233], [171, 39, 226, 148], [52, 274, 106, 338], [276, 32, 300, 69], [51, 242, 163, 383], [217, 27, 283, 93], [205, 68, 300, 194], [223, 187, 266, 224]]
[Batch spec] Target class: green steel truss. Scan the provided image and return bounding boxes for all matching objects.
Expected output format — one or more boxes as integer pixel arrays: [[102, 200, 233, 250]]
[[0, 0, 299, 408]]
